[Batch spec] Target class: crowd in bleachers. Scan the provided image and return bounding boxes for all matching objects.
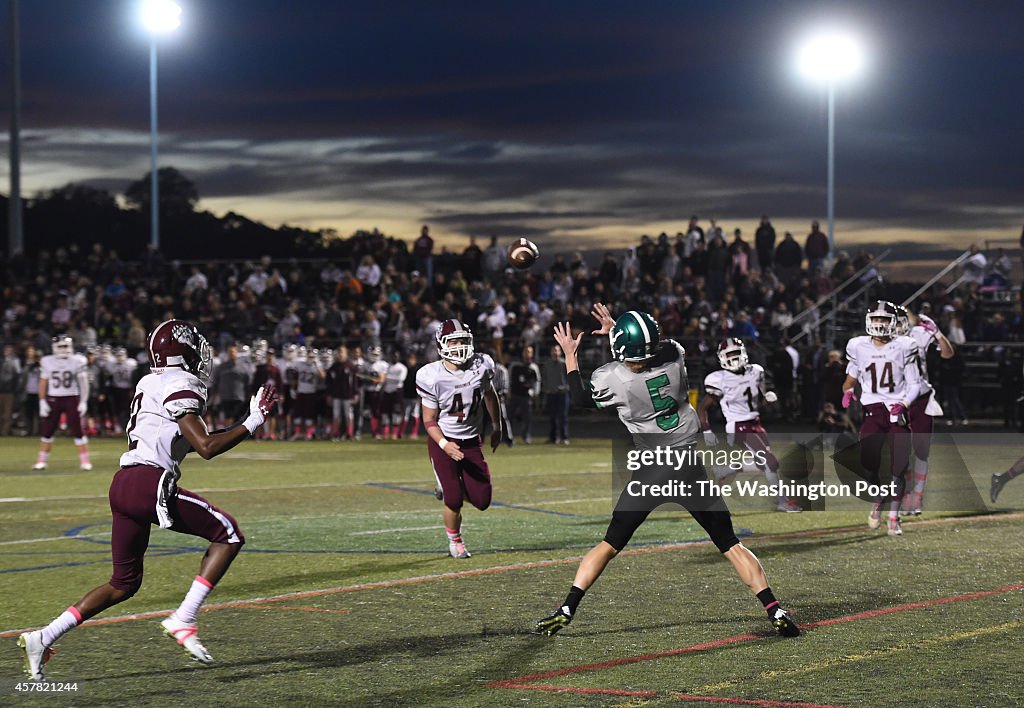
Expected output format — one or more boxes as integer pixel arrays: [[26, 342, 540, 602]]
[[1, 218, 1020, 439]]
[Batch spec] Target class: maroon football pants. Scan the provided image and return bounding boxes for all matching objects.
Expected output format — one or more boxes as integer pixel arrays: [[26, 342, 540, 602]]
[[427, 436, 492, 512]]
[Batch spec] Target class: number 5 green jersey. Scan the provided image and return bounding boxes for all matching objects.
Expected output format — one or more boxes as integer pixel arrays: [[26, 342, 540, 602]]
[[589, 339, 699, 446]]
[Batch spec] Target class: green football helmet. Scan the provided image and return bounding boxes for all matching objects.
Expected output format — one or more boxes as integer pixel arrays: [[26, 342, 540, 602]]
[[608, 311, 660, 362]]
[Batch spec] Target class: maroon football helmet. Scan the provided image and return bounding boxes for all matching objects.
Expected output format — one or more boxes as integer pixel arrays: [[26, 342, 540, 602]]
[[147, 319, 213, 383], [435, 319, 474, 365]]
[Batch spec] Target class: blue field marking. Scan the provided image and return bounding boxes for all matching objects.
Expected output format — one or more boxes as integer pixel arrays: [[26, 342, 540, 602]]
[[364, 481, 578, 517]]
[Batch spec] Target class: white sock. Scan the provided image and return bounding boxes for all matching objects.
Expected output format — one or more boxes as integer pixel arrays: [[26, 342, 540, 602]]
[[173, 576, 214, 624], [40, 607, 82, 646]]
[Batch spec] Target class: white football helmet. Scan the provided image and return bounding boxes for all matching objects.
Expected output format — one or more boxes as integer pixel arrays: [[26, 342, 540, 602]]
[[284, 344, 298, 362], [114, 347, 127, 363], [52, 335, 73, 358], [717, 338, 748, 373], [865, 300, 900, 339], [894, 305, 911, 337]]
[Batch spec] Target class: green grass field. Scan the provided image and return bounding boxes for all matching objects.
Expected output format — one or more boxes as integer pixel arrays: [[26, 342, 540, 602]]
[[1, 434, 1023, 707]]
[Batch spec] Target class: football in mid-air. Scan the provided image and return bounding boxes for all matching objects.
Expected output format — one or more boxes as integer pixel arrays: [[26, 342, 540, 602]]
[[507, 238, 540, 270]]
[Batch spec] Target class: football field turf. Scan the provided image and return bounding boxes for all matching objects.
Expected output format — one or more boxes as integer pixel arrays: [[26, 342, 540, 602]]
[[1, 436, 1022, 706]]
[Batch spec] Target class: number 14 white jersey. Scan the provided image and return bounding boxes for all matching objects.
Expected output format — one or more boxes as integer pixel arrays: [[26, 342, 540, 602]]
[[845, 335, 923, 407], [416, 353, 494, 439]]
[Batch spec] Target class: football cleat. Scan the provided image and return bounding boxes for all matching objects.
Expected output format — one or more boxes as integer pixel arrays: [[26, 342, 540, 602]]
[[887, 518, 903, 537], [32, 462, 47, 470], [770, 608, 801, 637], [776, 498, 802, 513], [991, 473, 1009, 503], [867, 504, 882, 530], [18, 630, 54, 681], [160, 616, 214, 664], [535, 606, 573, 636], [448, 539, 471, 559], [80, 462, 93, 471]]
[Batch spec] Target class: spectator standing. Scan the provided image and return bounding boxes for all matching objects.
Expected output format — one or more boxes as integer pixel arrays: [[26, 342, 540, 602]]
[[774, 231, 803, 287], [0, 345, 22, 436], [462, 236, 483, 282], [209, 344, 253, 428], [541, 345, 570, 444], [481, 236, 505, 281], [805, 221, 829, 273], [960, 244, 987, 285], [706, 229, 729, 302], [413, 225, 435, 282], [508, 344, 541, 444], [22, 346, 41, 436], [755, 215, 776, 271]]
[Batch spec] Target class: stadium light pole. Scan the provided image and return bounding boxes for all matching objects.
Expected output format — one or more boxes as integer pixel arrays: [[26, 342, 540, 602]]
[[797, 30, 864, 263], [139, 0, 181, 252]]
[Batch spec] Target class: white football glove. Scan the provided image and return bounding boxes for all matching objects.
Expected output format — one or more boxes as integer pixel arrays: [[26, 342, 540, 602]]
[[703, 430, 718, 447], [242, 385, 279, 435], [39, 399, 51, 418], [77, 400, 88, 416], [763, 391, 778, 403]]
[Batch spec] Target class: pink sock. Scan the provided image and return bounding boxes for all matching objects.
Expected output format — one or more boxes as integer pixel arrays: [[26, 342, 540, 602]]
[[173, 576, 214, 624], [40, 606, 82, 646], [445, 527, 461, 542], [78, 448, 91, 466], [36, 450, 49, 466]]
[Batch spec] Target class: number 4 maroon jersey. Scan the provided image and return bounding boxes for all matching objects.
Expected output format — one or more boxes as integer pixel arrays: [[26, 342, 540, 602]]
[[845, 335, 923, 407], [416, 353, 494, 439]]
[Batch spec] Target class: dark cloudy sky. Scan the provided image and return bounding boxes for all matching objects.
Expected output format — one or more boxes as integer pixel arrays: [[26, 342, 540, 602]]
[[3, 0, 1023, 269]]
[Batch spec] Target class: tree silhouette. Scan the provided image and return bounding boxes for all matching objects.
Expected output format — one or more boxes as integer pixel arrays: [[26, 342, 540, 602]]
[[124, 167, 199, 215]]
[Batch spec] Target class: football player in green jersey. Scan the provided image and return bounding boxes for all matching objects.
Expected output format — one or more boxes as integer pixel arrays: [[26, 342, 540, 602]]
[[535, 304, 799, 638]]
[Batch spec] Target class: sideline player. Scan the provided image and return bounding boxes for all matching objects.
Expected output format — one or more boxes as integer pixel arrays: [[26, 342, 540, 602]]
[[894, 306, 954, 515], [535, 305, 799, 638], [33, 335, 92, 471], [698, 338, 800, 512], [18, 319, 278, 681], [415, 320, 505, 558], [842, 301, 923, 536]]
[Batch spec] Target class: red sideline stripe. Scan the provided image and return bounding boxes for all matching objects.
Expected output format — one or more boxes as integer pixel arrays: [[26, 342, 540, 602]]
[[490, 582, 1024, 688], [488, 634, 760, 686], [802, 581, 1024, 630], [674, 695, 848, 708], [488, 683, 656, 698]]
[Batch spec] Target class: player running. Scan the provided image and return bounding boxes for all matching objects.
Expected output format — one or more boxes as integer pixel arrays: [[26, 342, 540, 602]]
[[842, 301, 924, 536], [415, 320, 505, 558], [18, 319, 278, 681], [535, 305, 800, 638], [894, 306, 954, 515], [33, 335, 92, 471], [991, 457, 1024, 502], [698, 338, 800, 512]]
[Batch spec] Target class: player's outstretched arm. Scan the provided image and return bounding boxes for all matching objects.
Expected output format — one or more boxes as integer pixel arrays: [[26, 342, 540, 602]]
[[590, 303, 615, 335], [553, 321, 583, 373], [179, 385, 278, 460]]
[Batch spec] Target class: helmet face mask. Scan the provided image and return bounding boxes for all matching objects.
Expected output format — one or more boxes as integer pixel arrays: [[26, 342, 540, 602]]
[[52, 335, 73, 358], [436, 320, 474, 365], [865, 301, 899, 339], [609, 311, 660, 362], [717, 338, 748, 373], [147, 319, 213, 385]]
